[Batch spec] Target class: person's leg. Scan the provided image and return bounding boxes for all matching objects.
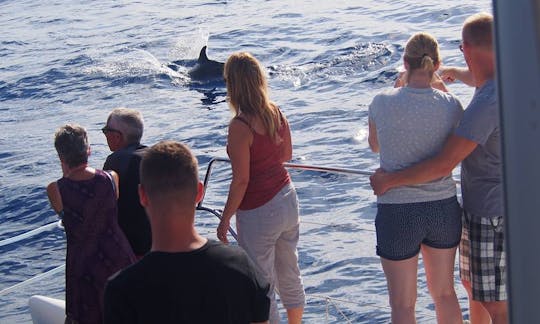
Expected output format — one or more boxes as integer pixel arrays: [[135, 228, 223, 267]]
[[461, 280, 491, 324], [463, 214, 507, 324], [419, 196, 463, 323], [421, 245, 462, 324], [273, 184, 304, 324], [459, 208, 491, 324], [237, 207, 281, 324], [376, 201, 430, 323], [381, 256, 419, 324], [481, 301, 507, 324]]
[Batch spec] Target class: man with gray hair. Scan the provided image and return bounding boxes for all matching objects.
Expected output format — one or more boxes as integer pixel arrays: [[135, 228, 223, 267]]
[[103, 107, 151, 258]]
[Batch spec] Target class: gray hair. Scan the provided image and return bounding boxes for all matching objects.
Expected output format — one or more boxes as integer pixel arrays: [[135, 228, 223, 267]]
[[107, 108, 144, 144], [54, 124, 89, 168]]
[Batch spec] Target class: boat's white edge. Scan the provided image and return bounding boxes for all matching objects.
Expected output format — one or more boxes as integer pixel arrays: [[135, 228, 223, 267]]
[[28, 295, 65, 324]]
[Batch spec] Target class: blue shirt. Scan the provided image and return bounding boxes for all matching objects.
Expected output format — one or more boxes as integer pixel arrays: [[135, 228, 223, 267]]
[[455, 79, 502, 218]]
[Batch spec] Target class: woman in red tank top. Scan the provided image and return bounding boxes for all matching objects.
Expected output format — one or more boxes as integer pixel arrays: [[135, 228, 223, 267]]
[[217, 52, 305, 324]]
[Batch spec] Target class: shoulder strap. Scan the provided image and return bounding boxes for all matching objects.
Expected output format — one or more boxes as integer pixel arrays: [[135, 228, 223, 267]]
[[234, 116, 255, 132]]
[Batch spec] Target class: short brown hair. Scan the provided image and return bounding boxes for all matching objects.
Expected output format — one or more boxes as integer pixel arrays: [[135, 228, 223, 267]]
[[462, 12, 494, 50], [54, 124, 89, 168], [140, 141, 199, 201]]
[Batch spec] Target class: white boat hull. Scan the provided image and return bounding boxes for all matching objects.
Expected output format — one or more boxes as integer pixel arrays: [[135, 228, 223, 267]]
[[29, 295, 65, 324]]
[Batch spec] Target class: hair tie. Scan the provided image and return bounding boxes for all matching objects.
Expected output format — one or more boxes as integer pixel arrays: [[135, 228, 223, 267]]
[[422, 53, 429, 58]]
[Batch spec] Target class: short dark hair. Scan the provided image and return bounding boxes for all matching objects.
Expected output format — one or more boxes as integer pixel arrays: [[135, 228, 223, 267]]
[[463, 12, 494, 50], [140, 141, 199, 201], [54, 124, 89, 168]]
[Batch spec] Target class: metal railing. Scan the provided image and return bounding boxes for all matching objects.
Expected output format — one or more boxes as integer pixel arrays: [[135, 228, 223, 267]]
[[0, 159, 375, 296], [0, 158, 395, 323]]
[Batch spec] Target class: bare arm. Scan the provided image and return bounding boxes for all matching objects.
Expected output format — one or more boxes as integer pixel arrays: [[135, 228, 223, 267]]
[[370, 134, 478, 195], [280, 116, 293, 162], [368, 119, 379, 153], [430, 72, 449, 92], [439, 66, 475, 87], [110, 170, 120, 199], [46, 181, 63, 213], [217, 120, 252, 243]]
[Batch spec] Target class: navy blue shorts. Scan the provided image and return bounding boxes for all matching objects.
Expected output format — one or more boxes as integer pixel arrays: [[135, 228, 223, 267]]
[[375, 196, 462, 261]]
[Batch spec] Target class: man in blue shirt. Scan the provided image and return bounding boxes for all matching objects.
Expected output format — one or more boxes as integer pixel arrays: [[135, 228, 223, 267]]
[[370, 13, 506, 324]]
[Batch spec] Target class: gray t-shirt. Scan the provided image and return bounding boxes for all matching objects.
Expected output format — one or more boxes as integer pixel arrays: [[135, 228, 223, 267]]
[[369, 86, 463, 204], [454, 79, 502, 218]]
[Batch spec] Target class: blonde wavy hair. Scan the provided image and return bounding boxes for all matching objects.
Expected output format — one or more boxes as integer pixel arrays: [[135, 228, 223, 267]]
[[404, 32, 440, 81], [224, 52, 281, 142]]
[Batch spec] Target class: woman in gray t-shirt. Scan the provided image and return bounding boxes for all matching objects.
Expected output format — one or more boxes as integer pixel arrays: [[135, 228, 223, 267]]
[[368, 32, 463, 323]]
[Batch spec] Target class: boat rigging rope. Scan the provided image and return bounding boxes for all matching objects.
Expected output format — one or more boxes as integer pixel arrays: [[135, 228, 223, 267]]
[[0, 220, 62, 248], [0, 264, 65, 297]]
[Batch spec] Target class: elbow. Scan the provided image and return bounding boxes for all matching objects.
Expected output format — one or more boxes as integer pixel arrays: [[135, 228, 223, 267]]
[[232, 176, 250, 189], [369, 141, 379, 153]]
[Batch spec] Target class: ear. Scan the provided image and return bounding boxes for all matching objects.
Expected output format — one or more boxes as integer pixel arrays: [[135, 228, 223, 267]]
[[138, 184, 149, 207], [87, 145, 91, 157], [195, 182, 205, 205], [434, 61, 441, 71]]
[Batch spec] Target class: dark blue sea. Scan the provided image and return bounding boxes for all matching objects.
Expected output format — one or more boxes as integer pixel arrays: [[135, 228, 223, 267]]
[[0, 0, 492, 322]]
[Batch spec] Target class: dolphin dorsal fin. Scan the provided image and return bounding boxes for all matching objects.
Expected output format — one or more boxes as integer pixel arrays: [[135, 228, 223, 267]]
[[198, 46, 209, 62]]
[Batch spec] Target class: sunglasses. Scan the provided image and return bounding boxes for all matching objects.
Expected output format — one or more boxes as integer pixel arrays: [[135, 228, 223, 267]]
[[101, 126, 122, 135]]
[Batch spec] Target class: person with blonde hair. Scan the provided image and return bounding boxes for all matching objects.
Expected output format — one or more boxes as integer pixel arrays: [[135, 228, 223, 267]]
[[216, 52, 305, 324], [368, 32, 464, 323], [46, 124, 136, 324], [370, 13, 506, 324]]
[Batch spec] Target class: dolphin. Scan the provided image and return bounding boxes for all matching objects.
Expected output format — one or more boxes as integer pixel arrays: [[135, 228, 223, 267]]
[[166, 46, 225, 83], [188, 46, 225, 82]]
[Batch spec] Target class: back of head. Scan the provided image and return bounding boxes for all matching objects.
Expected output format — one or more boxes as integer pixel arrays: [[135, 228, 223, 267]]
[[54, 124, 89, 168], [404, 32, 440, 75], [140, 141, 199, 204], [224, 52, 281, 141], [462, 12, 494, 50], [107, 108, 144, 145], [224, 52, 269, 116]]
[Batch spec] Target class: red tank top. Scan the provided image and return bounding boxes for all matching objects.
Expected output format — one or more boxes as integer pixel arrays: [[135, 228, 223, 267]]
[[233, 113, 291, 210]]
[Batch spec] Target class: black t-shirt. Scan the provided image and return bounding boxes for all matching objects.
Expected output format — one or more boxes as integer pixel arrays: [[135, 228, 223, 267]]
[[104, 240, 270, 324], [104, 144, 151, 255]]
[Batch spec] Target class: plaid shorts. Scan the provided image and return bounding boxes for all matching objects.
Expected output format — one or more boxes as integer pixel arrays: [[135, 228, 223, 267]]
[[459, 210, 507, 301]]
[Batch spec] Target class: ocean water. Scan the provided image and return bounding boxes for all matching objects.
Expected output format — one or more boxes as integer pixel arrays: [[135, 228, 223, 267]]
[[0, 0, 492, 323]]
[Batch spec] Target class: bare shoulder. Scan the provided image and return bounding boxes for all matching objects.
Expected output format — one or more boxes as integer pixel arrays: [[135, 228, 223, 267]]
[[46, 181, 58, 195], [228, 118, 253, 139]]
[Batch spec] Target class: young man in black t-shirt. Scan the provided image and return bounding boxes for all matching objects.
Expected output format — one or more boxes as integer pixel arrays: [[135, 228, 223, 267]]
[[104, 141, 270, 324]]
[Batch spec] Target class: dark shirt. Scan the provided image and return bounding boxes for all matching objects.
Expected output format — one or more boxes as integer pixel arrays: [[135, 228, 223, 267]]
[[57, 170, 136, 324], [104, 240, 270, 324], [104, 143, 151, 255]]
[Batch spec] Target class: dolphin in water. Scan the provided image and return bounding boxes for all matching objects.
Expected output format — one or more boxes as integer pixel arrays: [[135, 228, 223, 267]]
[[188, 46, 225, 81], [167, 46, 224, 83]]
